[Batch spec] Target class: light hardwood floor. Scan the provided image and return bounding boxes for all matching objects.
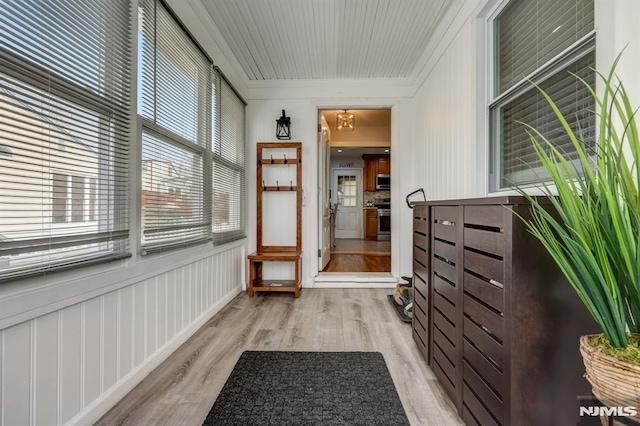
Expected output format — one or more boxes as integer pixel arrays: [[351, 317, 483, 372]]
[[96, 289, 462, 426], [322, 253, 391, 272], [332, 238, 391, 254]]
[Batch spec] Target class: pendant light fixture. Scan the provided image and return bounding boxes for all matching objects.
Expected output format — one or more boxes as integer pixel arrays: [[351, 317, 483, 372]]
[[336, 110, 355, 131]]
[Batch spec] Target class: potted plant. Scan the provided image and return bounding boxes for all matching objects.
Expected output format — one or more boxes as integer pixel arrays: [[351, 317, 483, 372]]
[[513, 54, 640, 425]]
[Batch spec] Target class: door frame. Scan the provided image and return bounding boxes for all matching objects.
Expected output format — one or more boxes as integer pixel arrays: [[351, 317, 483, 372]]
[[314, 104, 398, 281]]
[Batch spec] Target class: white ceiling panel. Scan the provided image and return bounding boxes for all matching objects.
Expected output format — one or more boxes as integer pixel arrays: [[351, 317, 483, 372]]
[[202, 0, 451, 80]]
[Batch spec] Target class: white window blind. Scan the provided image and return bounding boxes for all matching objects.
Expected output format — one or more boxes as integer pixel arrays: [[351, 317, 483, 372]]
[[213, 73, 246, 245], [139, 0, 212, 253], [496, 0, 594, 96], [490, 0, 594, 190], [0, 0, 132, 280]]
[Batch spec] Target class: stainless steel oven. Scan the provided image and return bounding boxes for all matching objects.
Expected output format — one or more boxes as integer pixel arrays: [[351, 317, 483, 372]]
[[377, 208, 391, 241]]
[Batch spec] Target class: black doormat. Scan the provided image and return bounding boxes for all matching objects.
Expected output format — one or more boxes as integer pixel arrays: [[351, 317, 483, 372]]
[[203, 351, 410, 425]]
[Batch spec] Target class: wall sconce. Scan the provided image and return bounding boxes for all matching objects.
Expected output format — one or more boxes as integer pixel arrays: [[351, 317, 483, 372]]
[[276, 110, 291, 140], [337, 110, 355, 131]]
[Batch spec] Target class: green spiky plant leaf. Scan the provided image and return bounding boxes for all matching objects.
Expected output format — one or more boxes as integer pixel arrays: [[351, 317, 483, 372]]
[[512, 53, 640, 349]]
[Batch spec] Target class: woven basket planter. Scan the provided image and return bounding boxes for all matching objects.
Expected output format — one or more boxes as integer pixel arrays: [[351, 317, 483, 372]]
[[580, 335, 640, 425]]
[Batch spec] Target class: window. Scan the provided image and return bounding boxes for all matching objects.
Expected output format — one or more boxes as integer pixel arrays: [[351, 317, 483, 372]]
[[212, 75, 247, 245], [489, 0, 595, 191], [51, 174, 97, 224], [139, 0, 212, 253], [337, 176, 357, 207], [0, 0, 131, 280]]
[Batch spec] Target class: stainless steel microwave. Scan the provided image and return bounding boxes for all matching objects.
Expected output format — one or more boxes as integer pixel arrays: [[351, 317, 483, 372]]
[[376, 174, 390, 190]]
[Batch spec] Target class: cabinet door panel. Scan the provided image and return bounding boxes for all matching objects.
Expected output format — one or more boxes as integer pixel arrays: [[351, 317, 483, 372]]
[[377, 156, 390, 173], [463, 294, 504, 342], [464, 205, 505, 229], [462, 384, 500, 426]]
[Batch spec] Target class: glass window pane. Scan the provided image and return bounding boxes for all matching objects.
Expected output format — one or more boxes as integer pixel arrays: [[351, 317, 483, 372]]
[[52, 173, 67, 223], [141, 132, 206, 248], [71, 176, 85, 222], [499, 52, 595, 187], [496, 0, 594, 95]]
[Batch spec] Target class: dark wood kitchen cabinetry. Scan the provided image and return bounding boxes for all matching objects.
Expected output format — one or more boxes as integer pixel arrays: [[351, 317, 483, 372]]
[[364, 208, 378, 241], [410, 197, 597, 426], [377, 156, 390, 174]]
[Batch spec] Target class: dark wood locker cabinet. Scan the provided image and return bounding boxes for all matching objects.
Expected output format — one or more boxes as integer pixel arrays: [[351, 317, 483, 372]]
[[411, 198, 597, 426], [411, 204, 430, 362]]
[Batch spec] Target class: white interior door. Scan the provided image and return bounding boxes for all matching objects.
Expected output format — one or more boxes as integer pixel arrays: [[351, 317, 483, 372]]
[[333, 168, 362, 239], [317, 123, 331, 271]]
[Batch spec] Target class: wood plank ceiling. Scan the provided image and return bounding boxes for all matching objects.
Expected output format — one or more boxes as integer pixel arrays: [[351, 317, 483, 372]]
[[202, 0, 451, 80]]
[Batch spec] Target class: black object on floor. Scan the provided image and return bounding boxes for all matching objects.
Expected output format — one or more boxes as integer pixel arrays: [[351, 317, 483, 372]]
[[387, 294, 412, 323], [203, 351, 410, 426]]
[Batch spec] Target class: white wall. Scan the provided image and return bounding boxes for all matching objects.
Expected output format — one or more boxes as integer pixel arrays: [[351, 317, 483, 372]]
[[330, 156, 364, 170], [0, 241, 245, 426], [410, 6, 485, 201], [246, 98, 418, 283]]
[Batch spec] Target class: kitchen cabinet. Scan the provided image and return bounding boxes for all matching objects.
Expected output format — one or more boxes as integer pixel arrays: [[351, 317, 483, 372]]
[[362, 154, 390, 191], [363, 156, 377, 191], [364, 208, 378, 241], [377, 156, 390, 174]]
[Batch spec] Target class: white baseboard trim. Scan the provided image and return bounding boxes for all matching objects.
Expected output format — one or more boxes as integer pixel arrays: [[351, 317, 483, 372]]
[[67, 286, 242, 426], [312, 281, 397, 288], [312, 273, 398, 288]]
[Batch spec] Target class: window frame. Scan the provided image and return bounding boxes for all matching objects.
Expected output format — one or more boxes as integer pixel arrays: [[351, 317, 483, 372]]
[[211, 73, 247, 245], [50, 172, 98, 224], [487, 0, 596, 192], [0, 0, 132, 281], [138, 0, 215, 254]]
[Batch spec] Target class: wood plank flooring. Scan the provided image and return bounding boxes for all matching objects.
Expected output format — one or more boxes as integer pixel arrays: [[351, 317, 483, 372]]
[[96, 289, 462, 426], [332, 238, 391, 254], [322, 253, 391, 272]]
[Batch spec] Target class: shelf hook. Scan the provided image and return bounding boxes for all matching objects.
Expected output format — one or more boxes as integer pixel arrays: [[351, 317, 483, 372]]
[[262, 180, 266, 191], [290, 180, 293, 191], [284, 154, 288, 164], [270, 155, 274, 164], [276, 180, 280, 191]]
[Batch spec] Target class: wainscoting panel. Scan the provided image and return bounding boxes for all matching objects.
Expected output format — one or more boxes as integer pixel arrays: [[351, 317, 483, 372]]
[[0, 243, 245, 426]]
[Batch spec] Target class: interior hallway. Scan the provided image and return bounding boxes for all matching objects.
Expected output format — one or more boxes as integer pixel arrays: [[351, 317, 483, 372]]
[[96, 289, 461, 426]]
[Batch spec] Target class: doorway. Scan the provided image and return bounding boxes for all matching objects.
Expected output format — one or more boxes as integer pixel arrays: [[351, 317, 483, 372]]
[[317, 109, 392, 274], [333, 169, 362, 239]]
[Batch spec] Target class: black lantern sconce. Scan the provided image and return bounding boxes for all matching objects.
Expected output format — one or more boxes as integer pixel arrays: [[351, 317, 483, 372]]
[[276, 110, 291, 140]]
